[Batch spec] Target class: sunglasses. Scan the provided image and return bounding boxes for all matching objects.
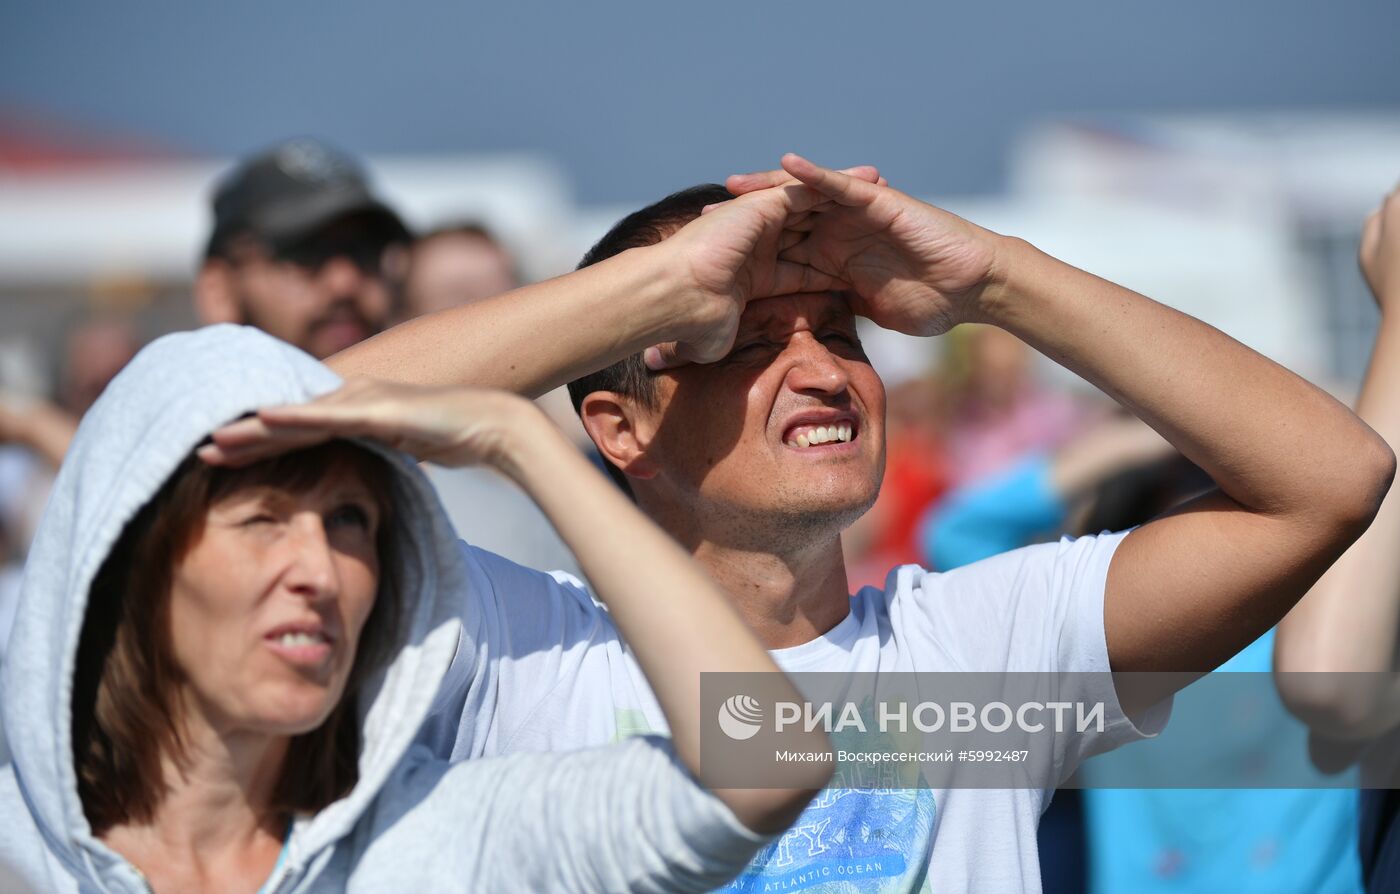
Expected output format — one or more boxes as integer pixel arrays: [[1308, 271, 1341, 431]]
[[274, 222, 405, 274]]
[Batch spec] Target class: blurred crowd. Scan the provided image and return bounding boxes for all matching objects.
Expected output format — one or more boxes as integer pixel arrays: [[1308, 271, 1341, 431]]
[[0, 139, 1123, 629], [0, 137, 1393, 893], [0, 140, 590, 656]]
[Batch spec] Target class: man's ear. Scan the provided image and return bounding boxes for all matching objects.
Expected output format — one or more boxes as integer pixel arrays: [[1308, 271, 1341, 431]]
[[194, 260, 242, 326], [580, 391, 659, 481]]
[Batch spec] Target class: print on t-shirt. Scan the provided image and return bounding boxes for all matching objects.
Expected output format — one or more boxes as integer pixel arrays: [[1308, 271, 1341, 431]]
[[720, 788, 936, 893]]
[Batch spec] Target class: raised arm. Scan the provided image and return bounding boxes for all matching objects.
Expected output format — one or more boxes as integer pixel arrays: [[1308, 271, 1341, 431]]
[[326, 168, 880, 395], [202, 381, 832, 832], [0, 395, 77, 470], [1276, 185, 1400, 743], [760, 154, 1394, 711]]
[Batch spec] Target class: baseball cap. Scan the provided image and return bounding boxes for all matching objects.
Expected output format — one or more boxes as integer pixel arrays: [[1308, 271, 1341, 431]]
[[205, 137, 409, 258]]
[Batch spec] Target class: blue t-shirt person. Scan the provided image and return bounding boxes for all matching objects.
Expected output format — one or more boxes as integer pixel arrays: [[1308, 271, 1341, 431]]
[[920, 453, 1363, 894]]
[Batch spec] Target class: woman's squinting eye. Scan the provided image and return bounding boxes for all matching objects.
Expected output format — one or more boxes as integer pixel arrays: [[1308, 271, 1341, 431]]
[[327, 503, 373, 532], [239, 511, 278, 528]]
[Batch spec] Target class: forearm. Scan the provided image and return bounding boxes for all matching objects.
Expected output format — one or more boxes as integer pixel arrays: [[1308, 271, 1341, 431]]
[[981, 238, 1392, 531], [1277, 314, 1400, 738], [329, 245, 685, 397], [927, 420, 1168, 571], [1049, 416, 1173, 498], [0, 400, 76, 469], [495, 412, 829, 826]]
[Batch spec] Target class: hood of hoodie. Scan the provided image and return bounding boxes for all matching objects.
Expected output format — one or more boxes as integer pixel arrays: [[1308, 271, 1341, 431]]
[[0, 325, 472, 891]]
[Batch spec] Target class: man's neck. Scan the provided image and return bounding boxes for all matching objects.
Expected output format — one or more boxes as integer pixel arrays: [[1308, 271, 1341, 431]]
[[692, 535, 852, 649]]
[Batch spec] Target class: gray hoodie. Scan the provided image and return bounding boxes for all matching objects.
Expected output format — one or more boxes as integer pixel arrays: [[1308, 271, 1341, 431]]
[[0, 325, 767, 893]]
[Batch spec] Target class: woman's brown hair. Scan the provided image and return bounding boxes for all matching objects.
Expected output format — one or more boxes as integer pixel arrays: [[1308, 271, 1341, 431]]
[[71, 440, 404, 834]]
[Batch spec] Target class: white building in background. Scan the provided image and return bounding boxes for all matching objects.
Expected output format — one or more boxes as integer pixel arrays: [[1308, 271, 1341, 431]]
[[0, 152, 579, 393], [0, 153, 577, 287], [1010, 112, 1400, 384], [2, 111, 1398, 393]]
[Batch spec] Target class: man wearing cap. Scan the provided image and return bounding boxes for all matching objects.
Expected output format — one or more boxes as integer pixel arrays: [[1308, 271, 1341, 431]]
[[196, 137, 411, 359], [0, 138, 408, 570]]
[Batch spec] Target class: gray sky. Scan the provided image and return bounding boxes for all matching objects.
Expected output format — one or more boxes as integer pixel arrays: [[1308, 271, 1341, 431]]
[[3, 0, 1398, 204]]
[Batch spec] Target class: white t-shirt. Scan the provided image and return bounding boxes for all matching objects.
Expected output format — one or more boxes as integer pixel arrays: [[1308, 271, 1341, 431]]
[[421, 529, 1168, 894], [423, 464, 583, 578]]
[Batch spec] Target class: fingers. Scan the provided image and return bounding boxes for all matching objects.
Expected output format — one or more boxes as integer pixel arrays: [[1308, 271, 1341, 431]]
[[200, 384, 388, 466], [701, 181, 827, 227], [255, 400, 372, 428], [706, 196, 861, 222], [767, 260, 848, 298], [1360, 190, 1400, 302], [255, 392, 439, 452], [645, 317, 747, 370], [198, 417, 332, 467], [770, 181, 831, 217], [644, 343, 684, 372], [780, 153, 883, 207], [725, 169, 788, 195], [645, 340, 714, 372], [1360, 208, 1381, 269], [839, 288, 876, 323], [777, 237, 816, 269], [778, 229, 805, 253], [711, 163, 883, 230], [726, 164, 881, 196]]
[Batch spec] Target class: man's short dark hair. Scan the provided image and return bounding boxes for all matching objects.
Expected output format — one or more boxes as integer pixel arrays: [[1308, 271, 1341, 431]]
[[568, 184, 733, 490]]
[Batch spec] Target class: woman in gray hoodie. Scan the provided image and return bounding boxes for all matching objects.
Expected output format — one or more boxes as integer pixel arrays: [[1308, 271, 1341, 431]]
[[0, 324, 830, 893]]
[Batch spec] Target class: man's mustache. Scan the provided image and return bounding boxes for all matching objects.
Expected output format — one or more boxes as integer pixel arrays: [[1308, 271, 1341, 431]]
[[308, 303, 381, 338]]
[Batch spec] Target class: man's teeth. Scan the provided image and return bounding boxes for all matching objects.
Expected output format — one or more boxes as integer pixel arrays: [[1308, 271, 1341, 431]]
[[787, 424, 853, 448], [276, 632, 327, 647]]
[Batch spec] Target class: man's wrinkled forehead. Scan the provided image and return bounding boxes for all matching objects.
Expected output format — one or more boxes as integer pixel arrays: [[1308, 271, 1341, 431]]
[[735, 291, 856, 338]]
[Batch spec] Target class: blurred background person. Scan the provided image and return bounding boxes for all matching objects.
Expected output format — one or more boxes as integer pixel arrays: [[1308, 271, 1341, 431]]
[[195, 141, 584, 575], [844, 324, 1103, 590], [398, 222, 522, 320], [0, 460, 28, 683], [1277, 184, 1400, 893], [0, 314, 141, 664], [5, 134, 419, 627], [842, 372, 952, 589], [0, 314, 140, 491], [397, 219, 585, 576], [54, 316, 141, 418], [194, 137, 410, 361], [922, 417, 1364, 894], [941, 324, 1099, 486], [1075, 455, 1361, 894]]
